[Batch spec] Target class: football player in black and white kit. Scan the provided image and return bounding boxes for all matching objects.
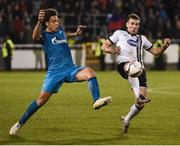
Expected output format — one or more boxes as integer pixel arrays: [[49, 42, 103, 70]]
[[102, 13, 171, 134]]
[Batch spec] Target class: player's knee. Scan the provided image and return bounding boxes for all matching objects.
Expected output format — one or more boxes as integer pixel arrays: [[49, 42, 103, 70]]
[[85, 67, 96, 79], [36, 95, 50, 106]]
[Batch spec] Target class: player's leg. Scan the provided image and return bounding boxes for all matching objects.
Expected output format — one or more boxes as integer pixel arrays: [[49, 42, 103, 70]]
[[123, 70, 150, 133], [76, 67, 99, 101], [75, 67, 112, 109], [118, 62, 150, 103], [9, 92, 52, 135], [10, 75, 64, 135], [117, 62, 149, 133], [19, 92, 52, 124], [123, 78, 145, 123], [123, 85, 148, 123], [140, 86, 147, 97], [121, 77, 142, 134]]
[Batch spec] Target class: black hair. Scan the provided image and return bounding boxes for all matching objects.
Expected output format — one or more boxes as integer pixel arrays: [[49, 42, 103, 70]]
[[42, 8, 58, 27], [127, 13, 141, 22]]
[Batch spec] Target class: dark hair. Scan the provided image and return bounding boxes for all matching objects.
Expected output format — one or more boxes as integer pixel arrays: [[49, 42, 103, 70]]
[[127, 13, 141, 22], [42, 8, 58, 27]]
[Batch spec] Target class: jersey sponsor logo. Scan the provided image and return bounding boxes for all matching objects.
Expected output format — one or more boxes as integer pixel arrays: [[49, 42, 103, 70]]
[[127, 39, 138, 47], [52, 36, 67, 44]]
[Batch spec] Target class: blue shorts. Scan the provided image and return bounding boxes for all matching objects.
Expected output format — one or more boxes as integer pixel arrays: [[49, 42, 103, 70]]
[[42, 66, 86, 93]]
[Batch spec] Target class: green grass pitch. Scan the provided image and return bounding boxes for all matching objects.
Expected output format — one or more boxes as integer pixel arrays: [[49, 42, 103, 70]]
[[0, 71, 180, 144]]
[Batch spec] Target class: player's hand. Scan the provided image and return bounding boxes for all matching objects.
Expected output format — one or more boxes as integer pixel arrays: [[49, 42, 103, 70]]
[[76, 25, 86, 35], [113, 46, 121, 55], [38, 9, 45, 23], [163, 38, 171, 48]]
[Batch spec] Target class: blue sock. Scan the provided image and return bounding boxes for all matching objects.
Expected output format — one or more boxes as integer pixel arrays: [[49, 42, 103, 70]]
[[88, 77, 100, 102], [19, 100, 40, 124]]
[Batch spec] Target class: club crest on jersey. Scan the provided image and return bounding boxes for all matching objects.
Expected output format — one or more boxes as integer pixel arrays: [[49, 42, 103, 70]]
[[127, 39, 138, 47], [52, 36, 67, 44]]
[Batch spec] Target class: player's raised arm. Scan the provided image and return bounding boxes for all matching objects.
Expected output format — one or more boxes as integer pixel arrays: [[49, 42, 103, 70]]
[[101, 39, 121, 54], [32, 10, 45, 41], [66, 25, 86, 38], [148, 38, 172, 56]]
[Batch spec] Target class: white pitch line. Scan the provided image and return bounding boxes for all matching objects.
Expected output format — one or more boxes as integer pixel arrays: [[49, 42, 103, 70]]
[[148, 87, 180, 95], [148, 90, 180, 95], [149, 86, 179, 90]]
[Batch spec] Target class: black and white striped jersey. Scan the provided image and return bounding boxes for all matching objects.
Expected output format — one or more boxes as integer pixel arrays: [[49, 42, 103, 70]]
[[109, 30, 153, 67]]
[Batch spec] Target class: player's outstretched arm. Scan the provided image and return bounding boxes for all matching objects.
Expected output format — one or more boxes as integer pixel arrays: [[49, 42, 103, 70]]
[[149, 38, 172, 56], [101, 39, 121, 54], [32, 10, 45, 41], [66, 25, 86, 38]]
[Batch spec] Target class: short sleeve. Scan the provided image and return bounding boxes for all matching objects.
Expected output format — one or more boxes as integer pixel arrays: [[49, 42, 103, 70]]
[[142, 35, 153, 51], [109, 30, 120, 44]]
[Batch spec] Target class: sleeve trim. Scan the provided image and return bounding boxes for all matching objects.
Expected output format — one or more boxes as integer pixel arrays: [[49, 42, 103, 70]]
[[108, 38, 115, 44], [146, 44, 153, 51]]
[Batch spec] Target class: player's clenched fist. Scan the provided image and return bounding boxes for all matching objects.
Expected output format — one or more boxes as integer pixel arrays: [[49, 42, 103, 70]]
[[76, 25, 86, 35], [163, 38, 172, 48], [38, 10, 45, 23]]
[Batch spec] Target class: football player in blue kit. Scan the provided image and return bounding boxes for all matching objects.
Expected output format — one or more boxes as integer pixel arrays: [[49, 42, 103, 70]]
[[10, 8, 112, 135]]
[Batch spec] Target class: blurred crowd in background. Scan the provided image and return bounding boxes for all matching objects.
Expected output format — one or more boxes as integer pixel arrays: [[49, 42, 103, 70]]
[[0, 0, 179, 44]]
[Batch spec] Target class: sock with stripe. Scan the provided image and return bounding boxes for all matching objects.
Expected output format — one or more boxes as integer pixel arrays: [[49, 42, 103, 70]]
[[19, 100, 41, 124]]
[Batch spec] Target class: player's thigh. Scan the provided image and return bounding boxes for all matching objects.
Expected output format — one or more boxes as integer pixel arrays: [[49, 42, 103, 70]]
[[76, 67, 96, 81], [41, 75, 64, 94], [117, 62, 129, 79], [64, 66, 86, 83]]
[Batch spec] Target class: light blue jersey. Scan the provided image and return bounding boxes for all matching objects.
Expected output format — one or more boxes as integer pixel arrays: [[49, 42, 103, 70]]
[[41, 27, 85, 93], [41, 27, 75, 75]]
